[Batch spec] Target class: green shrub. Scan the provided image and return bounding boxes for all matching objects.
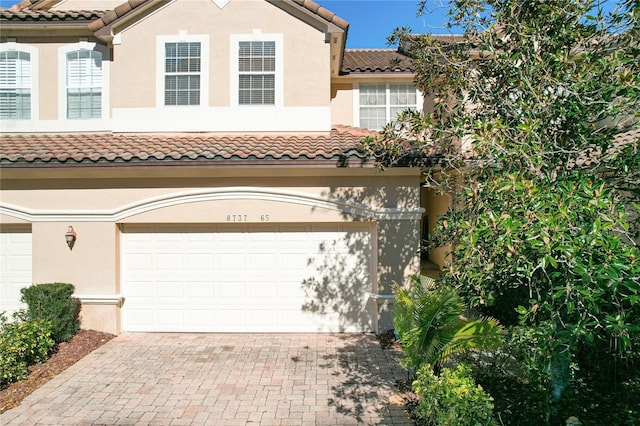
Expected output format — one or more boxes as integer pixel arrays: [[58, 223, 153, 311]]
[[413, 363, 497, 426], [393, 274, 503, 372], [0, 313, 55, 388], [21, 283, 80, 343]]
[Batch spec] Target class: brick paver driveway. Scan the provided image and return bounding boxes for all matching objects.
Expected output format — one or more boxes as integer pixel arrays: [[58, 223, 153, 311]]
[[1, 333, 412, 425]]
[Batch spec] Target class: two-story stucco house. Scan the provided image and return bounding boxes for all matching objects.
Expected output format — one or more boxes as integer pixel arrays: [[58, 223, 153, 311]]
[[0, 0, 448, 334]]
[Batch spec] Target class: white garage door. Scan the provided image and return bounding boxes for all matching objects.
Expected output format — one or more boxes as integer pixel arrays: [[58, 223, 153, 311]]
[[121, 224, 374, 332], [0, 231, 32, 317]]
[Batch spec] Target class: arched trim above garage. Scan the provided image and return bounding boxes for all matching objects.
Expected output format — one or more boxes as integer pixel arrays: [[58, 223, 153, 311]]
[[0, 187, 424, 222]]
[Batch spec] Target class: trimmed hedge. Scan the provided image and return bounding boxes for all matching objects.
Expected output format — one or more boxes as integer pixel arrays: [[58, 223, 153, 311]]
[[0, 313, 55, 388], [21, 283, 80, 344]]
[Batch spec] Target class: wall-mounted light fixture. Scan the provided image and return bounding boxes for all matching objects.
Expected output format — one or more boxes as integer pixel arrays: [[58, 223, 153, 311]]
[[65, 226, 77, 250]]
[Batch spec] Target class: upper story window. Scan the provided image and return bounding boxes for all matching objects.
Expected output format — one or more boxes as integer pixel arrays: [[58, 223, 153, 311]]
[[58, 42, 108, 122], [156, 33, 209, 108], [358, 82, 419, 130], [230, 32, 283, 107], [238, 41, 275, 105], [0, 44, 36, 120], [164, 42, 201, 106], [66, 49, 102, 119]]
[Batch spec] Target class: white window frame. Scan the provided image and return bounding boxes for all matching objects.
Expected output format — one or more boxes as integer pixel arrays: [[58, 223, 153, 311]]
[[0, 42, 38, 121], [58, 41, 109, 121], [353, 81, 423, 130], [230, 31, 283, 107], [156, 33, 209, 108]]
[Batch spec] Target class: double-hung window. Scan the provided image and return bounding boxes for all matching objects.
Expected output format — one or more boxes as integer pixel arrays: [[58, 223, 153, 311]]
[[0, 49, 32, 119], [164, 42, 201, 106], [238, 41, 275, 105], [66, 49, 102, 119], [358, 82, 418, 130]]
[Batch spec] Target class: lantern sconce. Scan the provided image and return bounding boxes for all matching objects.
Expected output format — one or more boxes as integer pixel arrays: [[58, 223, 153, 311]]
[[65, 226, 77, 250]]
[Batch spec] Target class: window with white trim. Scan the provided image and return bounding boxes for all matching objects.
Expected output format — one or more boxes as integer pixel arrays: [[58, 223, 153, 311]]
[[164, 42, 201, 106], [66, 49, 102, 119], [358, 82, 418, 130], [0, 50, 32, 119], [238, 41, 275, 105]]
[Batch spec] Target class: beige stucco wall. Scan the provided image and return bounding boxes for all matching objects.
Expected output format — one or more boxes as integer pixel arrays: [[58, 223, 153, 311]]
[[421, 187, 452, 268], [111, 0, 329, 109], [29, 221, 120, 333], [331, 83, 353, 126], [31, 222, 119, 295], [1, 168, 422, 334], [1, 0, 332, 132]]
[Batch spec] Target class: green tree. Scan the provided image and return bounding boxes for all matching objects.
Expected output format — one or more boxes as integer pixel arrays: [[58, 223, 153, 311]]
[[365, 0, 640, 417], [393, 275, 503, 373]]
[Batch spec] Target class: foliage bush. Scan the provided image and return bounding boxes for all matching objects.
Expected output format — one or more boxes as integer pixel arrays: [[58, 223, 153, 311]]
[[21, 283, 80, 344], [0, 312, 55, 389], [413, 363, 497, 426], [393, 274, 503, 372], [368, 0, 639, 415], [467, 326, 640, 425]]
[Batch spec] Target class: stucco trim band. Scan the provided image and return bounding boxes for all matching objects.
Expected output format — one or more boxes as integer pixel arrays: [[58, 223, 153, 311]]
[[369, 294, 396, 305], [0, 187, 424, 222], [75, 294, 124, 306]]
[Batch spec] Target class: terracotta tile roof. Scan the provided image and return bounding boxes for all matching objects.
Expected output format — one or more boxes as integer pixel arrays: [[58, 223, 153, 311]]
[[289, 0, 348, 30], [2, 0, 348, 34], [341, 49, 413, 73], [613, 126, 640, 145], [0, 8, 104, 21], [87, 0, 156, 33], [11, 0, 53, 10], [0, 126, 375, 167]]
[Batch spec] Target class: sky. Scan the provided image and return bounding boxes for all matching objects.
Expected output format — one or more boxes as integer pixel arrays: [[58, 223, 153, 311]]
[[0, 0, 458, 48], [0, 0, 622, 48], [322, 0, 458, 48]]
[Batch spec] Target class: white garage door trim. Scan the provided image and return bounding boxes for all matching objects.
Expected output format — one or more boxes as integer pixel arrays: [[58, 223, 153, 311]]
[[121, 223, 375, 333], [0, 229, 32, 318]]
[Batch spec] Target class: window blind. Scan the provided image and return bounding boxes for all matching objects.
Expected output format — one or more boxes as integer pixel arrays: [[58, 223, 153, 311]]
[[0, 51, 31, 119]]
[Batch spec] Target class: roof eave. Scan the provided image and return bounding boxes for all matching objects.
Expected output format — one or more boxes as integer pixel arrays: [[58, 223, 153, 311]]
[[265, 0, 348, 77], [0, 158, 376, 170], [91, 0, 173, 43], [335, 71, 416, 79], [0, 21, 95, 35]]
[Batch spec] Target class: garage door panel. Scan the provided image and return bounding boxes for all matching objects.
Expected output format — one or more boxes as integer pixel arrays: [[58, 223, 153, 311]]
[[124, 253, 153, 271], [185, 233, 216, 245], [185, 282, 214, 300], [248, 253, 278, 271], [126, 280, 153, 298], [218, 253, 245, 270], [185, 310, 215, 328], [186, 253, 214, 270], [247, 309, 277, 327], [156, 254, 183, 271], [5, 254, 30, 272], [279, 253, 310, 271], [156, 281, 182, 299], [243, 280, 275, 298], [122, 225, 374, 332], [0, 232, 32, 317], [247, 232, 278, 244], [126, 309, 153, 328], [154, 233, 183, 245], [217, 280, 245, 300], [218, 308, 249, 329], [156, 309, 184, 327]]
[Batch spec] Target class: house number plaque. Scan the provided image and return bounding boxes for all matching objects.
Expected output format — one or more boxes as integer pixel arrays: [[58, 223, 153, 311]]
[[226, 214, 270, 222]]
